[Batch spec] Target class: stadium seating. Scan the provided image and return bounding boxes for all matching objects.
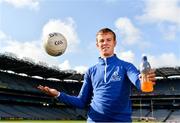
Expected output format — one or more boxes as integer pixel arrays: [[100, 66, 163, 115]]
[[167, 110, 180, 121], [0, 54, 179, 121]]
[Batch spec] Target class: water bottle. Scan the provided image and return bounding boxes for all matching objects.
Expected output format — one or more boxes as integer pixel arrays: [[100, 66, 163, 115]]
[[140, 56, 153, 92]]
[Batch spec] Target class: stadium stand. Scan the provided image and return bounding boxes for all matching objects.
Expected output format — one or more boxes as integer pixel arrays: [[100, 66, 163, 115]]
[[0, 52, 180, 121]]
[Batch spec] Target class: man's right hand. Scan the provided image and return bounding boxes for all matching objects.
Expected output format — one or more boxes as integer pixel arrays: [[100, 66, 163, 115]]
[[37, 85, 60, 97]]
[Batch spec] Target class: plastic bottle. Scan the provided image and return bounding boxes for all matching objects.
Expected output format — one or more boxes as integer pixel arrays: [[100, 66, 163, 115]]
[[140, 56, 153, 92]]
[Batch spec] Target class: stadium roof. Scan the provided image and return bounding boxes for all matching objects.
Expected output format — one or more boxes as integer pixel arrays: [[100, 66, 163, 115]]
[[0, 52, 179, 80], [0, 53, 83, 81], [155, 67, 180, 78]]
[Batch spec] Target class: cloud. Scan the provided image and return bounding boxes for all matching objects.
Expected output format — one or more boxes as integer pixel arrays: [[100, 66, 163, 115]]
[[74, 66, 88, 74], [58, 60, 71, 70], [58, 60, 88, 74], [0, 17, 82, 73], [42, 18, 80, 53], [115, 17, 141, 45], [148, 53, 180, 68], [117, 50, 135, 63], [0, 30, 81, 72], [137, 0, 180, 40], [117, 51, 180, 68], [0, 30, 7, 40], [115, 17, 152, 50], [3, 0, 40, 10], [0, 39, 60, 65], [0, 30, 84, 73], [158, 23, 179, 40], [138, 0, 180, 24], [2, 40, 42, 59], [0, 30, 63, 66]]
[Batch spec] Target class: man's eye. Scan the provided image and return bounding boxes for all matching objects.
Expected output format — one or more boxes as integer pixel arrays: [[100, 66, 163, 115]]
[[99, 40, 104, 43]]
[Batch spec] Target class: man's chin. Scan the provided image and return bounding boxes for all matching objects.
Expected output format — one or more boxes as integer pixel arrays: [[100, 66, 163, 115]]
[[101, 53, 113, 58]]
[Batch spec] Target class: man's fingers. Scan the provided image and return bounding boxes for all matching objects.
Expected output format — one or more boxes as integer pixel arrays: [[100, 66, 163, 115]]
[[147, 73, 156, 78], [37, 85, 59, 97], [147, 74, 156, 81], [37, 85, 45, 91], [37, 85, 50, 93], [149, 69, 155, 73], [37, 85, 43, 90], [44, 86, 49, 91], [147, 69, 156, 82]]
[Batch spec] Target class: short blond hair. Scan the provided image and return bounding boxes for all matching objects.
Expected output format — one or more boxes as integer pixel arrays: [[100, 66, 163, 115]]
[[96, 28, 116, 41]]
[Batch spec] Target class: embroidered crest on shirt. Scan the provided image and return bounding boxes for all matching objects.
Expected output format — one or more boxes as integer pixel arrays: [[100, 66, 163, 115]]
[[110, 67, 121, 81]]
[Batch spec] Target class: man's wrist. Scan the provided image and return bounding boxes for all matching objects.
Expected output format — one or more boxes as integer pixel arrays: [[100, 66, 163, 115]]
[[55, 91, 60, 98]]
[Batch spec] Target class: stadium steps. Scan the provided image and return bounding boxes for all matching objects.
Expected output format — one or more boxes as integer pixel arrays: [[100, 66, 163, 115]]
[[150, 109, 171, 122], [26, 106, 61, 120], [0, 108, 13, 118], [0, 104, 28, 119], [12, 105, 43, 120], [46, 107, 72, 120], [19, 106, 49, 120], [166, 109, 180, 122]]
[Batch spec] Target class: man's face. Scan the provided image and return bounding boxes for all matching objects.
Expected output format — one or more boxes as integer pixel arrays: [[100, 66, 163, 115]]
[[96, 32, 116, 58]]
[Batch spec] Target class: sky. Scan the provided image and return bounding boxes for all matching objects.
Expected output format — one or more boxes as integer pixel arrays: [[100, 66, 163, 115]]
[[0, 0, 179, 74]]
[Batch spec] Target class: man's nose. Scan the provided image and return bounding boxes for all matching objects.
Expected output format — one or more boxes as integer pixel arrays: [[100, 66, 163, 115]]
[[102, 40, 108, 44]]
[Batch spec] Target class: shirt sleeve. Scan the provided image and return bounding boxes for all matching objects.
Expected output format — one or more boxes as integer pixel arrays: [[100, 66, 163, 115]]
[[126, 63, 141, 90], [57, 70, 93, 109]]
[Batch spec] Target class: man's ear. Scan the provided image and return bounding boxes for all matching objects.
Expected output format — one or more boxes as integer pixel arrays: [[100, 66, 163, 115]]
[[96, 41, 99, 48], [114, 40, 117, 46]]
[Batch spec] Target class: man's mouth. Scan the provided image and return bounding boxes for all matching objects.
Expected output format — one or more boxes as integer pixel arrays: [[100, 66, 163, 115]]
[[102, 47, 109, 51]]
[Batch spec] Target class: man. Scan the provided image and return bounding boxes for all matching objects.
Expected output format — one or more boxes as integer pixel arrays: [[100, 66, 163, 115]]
[[38, 28, 156, 122]]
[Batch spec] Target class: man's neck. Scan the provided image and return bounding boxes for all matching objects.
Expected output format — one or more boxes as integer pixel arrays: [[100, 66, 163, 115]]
[[101, 54, 114, 59]]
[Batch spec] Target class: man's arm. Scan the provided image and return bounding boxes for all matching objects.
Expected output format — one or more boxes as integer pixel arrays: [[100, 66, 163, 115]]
[[58, 72, 93, 108], [38, 71, 93, 109], [126, 63, 156, 90]]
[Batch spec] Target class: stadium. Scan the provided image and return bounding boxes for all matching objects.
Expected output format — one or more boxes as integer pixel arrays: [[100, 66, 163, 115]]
[[0, 52, 180, 122]]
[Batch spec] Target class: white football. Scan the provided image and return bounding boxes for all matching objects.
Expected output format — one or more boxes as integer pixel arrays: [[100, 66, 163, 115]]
[[43, 32, 67, 56]]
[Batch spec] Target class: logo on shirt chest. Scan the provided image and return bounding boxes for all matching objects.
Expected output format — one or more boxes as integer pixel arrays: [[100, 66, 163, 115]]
[[110, 67, 122, 81]]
